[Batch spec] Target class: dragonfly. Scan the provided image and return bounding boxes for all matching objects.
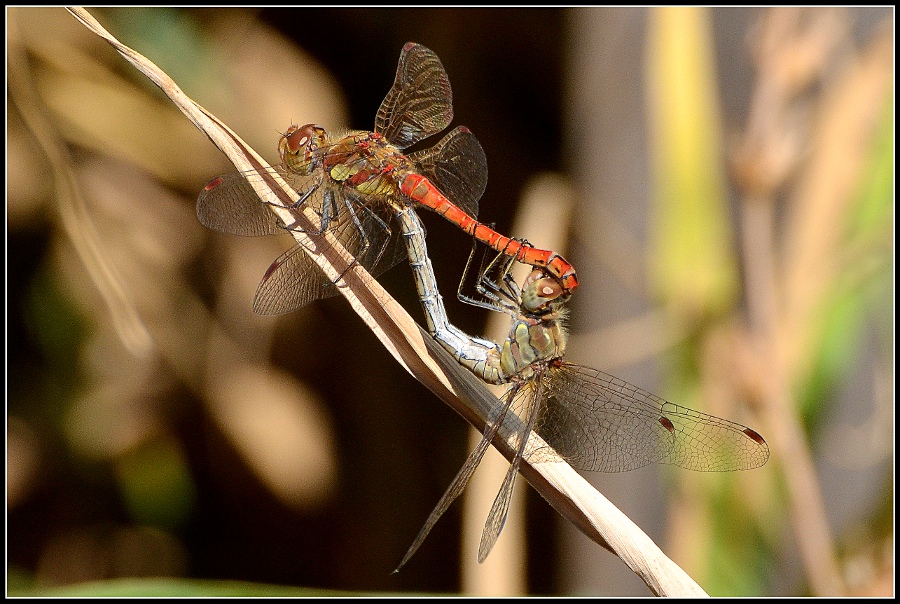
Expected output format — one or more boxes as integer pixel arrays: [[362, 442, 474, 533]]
[[197, 42, 577, 315], [393, 210, 770, 569]]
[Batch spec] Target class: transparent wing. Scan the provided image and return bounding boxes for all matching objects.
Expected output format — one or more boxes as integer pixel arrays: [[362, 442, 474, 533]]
[[394, 383, 523, 573], [375, 42, 453, 150], [477, 377, 543, 563], [197, 168, 325, 237], [251, 194, 404, 315], [538, 363, 770, 472], [408, 126, 487, 218]]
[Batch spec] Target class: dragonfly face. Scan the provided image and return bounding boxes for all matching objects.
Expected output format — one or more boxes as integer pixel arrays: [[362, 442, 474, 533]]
[[520, 270, 567, 313], [278, 123, 327, 174]]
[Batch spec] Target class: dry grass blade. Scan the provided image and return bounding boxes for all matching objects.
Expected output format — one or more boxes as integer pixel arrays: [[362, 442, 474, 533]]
[[65, 6, 707, 596]]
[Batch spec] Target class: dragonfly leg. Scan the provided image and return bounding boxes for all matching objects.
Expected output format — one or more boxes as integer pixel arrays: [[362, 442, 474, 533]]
[[271, 181, 338, 237], [456, 239, 519, 314], [349, 197, 393, 271], [480, 245, 521, 302], [324, 194, 394, 288], [308, 186, 338, 235], [288, 181, 318, 211]]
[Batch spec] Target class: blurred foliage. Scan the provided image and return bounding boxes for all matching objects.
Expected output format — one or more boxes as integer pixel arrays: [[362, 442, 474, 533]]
[[646, 8, 762, 594], [642, 6, 892, 597], [647, 7, 738, 323]]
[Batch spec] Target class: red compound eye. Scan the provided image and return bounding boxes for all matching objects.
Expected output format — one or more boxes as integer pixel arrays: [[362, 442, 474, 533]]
[[282, 123, 324, 154]]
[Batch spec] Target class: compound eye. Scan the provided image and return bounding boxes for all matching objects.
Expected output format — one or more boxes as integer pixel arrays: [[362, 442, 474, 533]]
[[534, 278, 562, 300], [521, 276, 563, 312], [284, 124, 318, 153]]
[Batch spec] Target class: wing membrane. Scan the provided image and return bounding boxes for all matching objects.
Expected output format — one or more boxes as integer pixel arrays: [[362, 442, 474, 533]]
[[375, 42, 453, 149], [408, 126, 487, 218], [197, 169, 321, 237], [538, 363, 770, 472], [252, 194, 404, 314]]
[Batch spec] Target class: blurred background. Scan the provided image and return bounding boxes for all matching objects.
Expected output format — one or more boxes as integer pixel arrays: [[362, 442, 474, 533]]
[[7, 7, 893, 596]]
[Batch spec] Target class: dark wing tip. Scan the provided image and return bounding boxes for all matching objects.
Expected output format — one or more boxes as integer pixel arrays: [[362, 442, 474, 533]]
[[743, 427, 767, 445], [203, 176, 224, 192]]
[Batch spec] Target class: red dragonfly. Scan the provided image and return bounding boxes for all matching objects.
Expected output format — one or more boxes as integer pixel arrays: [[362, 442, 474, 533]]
[[197, 43, 578, 314]]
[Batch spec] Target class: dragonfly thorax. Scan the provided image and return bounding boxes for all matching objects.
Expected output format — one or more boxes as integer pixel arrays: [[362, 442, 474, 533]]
[[325, 133, 413, 199], [499, 310, 567, 382]]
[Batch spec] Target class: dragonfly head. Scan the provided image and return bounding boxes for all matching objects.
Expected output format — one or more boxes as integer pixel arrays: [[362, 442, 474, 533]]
[[521, 269, 568, 314], [279, 124, 327, 172]]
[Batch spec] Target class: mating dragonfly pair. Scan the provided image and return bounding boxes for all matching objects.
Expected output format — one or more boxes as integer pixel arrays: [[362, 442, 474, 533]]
[[197, 42, 769, 570]]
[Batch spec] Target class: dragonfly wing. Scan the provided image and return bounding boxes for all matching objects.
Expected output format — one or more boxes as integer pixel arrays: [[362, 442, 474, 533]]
[[197, 169, 321, 237], [252, 244, 335, 314], [478, 461, 518, 564], [408, 126, 487, 218], [538, 363, 770, 472], [252, 196, 404, 314], [394, 383, 520, 573], [375, 42, 453, 150], [477, 380, 542, 563]]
